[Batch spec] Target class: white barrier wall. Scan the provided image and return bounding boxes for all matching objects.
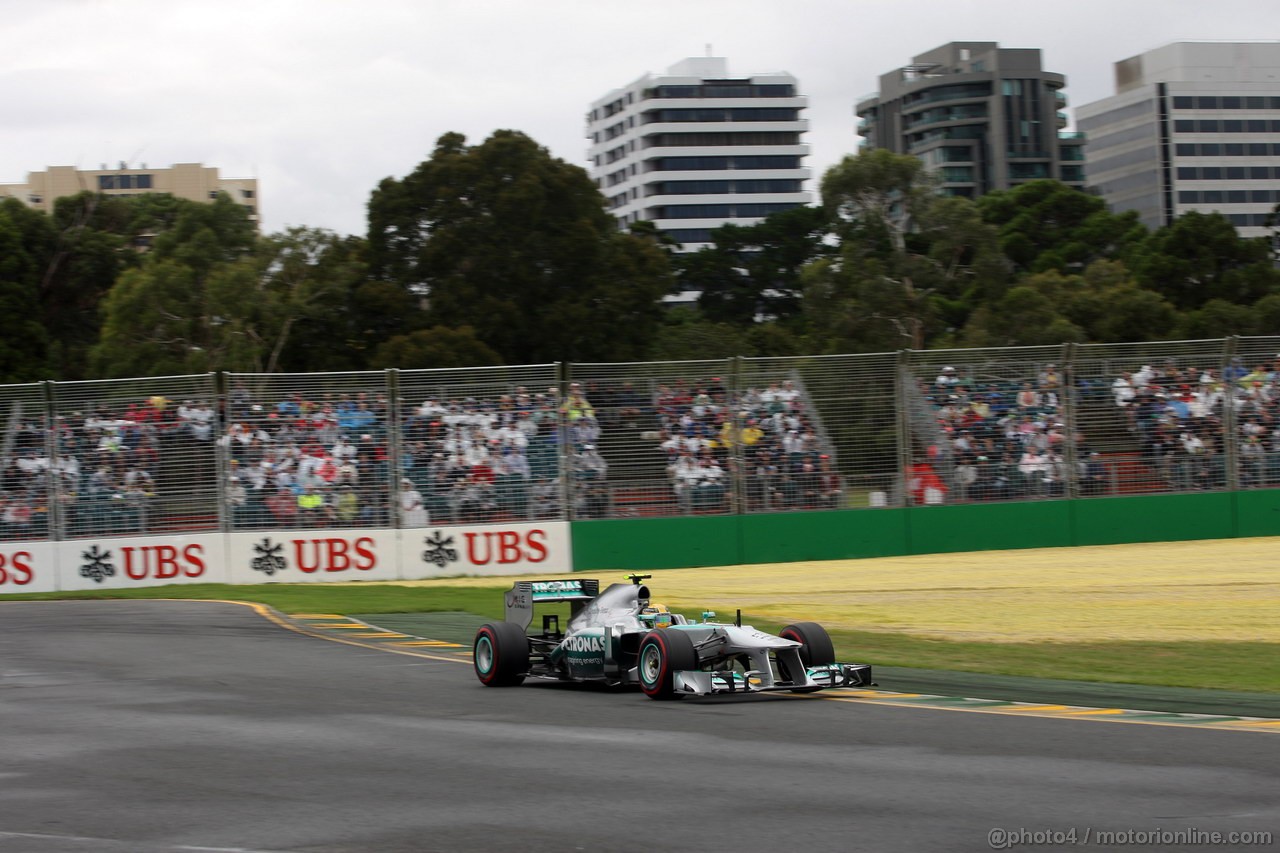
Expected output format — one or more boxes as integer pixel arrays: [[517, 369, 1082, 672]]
[[55, 533, 229, 592], [0, 522, 571, 593], [226, 529, 400, 585], [399, 521, 570, 580], [0, 542, 57, 594]]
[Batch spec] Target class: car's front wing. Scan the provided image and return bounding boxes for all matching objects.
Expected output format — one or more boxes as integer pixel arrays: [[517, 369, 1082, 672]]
[[671, 663, 875, 696]]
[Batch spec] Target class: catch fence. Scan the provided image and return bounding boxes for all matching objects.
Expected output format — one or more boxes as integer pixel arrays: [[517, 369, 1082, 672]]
[[2, 336, 1278, 541]]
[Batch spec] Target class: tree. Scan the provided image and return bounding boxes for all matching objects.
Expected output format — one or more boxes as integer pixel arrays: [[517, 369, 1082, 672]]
[[962, 286, 1084, 348], [249, 228, 374, 373], [808, 150, 938, 351], [678, 244, 752, 325], [1265, 202, 1280, 263], [646, 308, 752, 361], [679, 205, 832, 325], [1173, 299, 1260, 339], [976, 180, 1146, 274], [367, 130, 672, 364], [806, 151, 1004, 352], [38, 193, 140, 378], [369, 326, 501, 369], [0, 199, 52, 381], [90, 197, 260, 377], [91, 259, 206, 377], [961, 260, 1177, 346], [821, 147, 933, 249], [800, 256, 938, 353], [1128, 211, 1280, 310]]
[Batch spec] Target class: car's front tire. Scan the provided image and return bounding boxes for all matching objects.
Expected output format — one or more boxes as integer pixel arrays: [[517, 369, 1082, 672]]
[[780, 621, 836, 667], [474, 622, 529, 687], [779, 622, 837, 692], [638, 629, 697, 700]]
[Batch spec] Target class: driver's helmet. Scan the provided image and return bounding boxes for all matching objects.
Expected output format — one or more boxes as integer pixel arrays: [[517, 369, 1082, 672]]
[[640, 604, 674, 629]]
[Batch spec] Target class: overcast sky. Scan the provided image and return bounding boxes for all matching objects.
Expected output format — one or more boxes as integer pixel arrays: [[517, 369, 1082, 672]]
[[3, 0, 1278, 236]]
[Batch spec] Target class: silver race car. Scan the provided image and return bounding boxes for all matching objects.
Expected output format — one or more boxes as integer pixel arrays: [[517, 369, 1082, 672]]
[[473, 574, 875, 699]]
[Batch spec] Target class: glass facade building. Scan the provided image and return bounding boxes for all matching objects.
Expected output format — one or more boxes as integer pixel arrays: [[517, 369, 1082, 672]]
[[856, 42, 1085, 198], [1077, 42, 1280, 239]]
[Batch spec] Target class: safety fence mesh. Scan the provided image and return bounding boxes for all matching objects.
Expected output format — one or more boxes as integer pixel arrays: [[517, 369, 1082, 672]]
[[5, 335, 1279, 540], [48, 374, 221, 538], [0, 382, 54, 540], [396, 364, 561, 526]]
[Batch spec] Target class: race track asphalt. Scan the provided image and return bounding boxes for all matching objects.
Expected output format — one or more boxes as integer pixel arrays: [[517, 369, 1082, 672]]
[[0, 600, 1276, 853]]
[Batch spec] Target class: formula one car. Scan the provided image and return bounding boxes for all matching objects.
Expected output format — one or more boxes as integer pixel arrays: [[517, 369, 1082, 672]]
[[473, 575, 875, 699]]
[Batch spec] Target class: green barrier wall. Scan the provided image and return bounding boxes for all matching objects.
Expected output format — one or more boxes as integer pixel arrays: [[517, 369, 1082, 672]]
[[570, 491, 1269, 570]]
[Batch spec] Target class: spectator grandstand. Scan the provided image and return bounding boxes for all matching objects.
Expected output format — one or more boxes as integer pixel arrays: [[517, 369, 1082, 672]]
[[2, 338, 1278, 543]]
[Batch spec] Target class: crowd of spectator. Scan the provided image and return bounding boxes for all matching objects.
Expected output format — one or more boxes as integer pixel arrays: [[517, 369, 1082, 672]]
[[0, 381, 581, 541], [1111, 355, 1280, 490], [9, 354, 1280, 542], [923, 353, 1280, 502], [922, 364, 1078, 503], [223, 382, 570, 529], [0, 395, 209, 541], [652, 377, 842, 513]]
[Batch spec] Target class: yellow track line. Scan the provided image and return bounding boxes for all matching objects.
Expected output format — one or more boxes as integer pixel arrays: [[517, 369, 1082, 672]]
[[806, 692, 1276, 733], [206, 600, 474, 665], [393, 640, 463, 647], [999, 704, 1071, 712], [70, 599, 1276, 733]]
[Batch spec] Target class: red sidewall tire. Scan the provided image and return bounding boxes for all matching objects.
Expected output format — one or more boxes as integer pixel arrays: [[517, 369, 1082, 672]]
[[475, 625, 501, 686], [474, 622, 528, 687], [639, 629, 696, 699]]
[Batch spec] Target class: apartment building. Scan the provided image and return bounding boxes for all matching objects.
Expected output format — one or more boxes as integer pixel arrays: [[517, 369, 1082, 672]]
[[586, 57, 812, 250], [0, 162, 259, 225], [856, 42, 1085, 197]]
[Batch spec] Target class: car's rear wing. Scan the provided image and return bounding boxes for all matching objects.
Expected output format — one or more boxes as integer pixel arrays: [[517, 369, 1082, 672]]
[[504, 579, 600, 630]]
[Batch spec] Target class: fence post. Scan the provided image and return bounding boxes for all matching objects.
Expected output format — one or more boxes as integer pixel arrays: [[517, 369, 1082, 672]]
[[385, 368, 404, 527], [1061, 342, 1080, 500], [42, 380, 62, 541], [895, 350, 913, 507], [1222, 336, 1240, 491], [730, 355, 746, 515], [557, 362, 572, 520], [213, 372, 230, 533]]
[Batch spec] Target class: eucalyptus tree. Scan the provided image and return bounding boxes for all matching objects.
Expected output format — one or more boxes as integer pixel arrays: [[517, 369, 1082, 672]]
[[368, 130, 673, 364]]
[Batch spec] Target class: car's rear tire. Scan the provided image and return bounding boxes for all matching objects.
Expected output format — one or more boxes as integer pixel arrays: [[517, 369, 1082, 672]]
[[474, 622, 529, 687], [638, 629, 697, 700]]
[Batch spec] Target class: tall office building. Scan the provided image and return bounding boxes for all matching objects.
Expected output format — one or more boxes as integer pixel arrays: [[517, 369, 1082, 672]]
[[856, 42, 1085, 198], [1077, 42, 1280, 239], [0, 163, 259, 226], [585, 57, 811, 250]]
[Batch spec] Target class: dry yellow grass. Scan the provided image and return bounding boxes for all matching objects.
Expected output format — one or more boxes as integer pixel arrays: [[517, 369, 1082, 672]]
[[380, 537, 1280, 644]]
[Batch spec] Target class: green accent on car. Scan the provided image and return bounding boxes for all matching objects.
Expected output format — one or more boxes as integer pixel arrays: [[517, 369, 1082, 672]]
[[531, 580, 584, 600], [640, 641, 662, 685], [475, 635, 493, 674]]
